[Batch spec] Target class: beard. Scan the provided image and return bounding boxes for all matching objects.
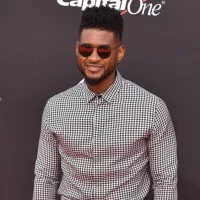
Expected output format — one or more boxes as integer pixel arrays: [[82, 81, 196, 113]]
[[77, 63, 117, 86]]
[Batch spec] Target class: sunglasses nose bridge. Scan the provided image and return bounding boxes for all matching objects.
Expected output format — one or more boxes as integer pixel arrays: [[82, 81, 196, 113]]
[[88, 47, 101, 60]]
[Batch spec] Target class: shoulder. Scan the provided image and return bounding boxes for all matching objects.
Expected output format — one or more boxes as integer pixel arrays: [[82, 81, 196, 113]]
[[46, 83, 83, 107], [121, 77, 169, 120], [121, 77, 162, 104]]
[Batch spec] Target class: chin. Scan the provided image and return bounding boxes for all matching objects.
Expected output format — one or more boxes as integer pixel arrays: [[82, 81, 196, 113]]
[[84, 75, 103, 86], [86, 78, 102, 85], [85, 70, 103, 80]]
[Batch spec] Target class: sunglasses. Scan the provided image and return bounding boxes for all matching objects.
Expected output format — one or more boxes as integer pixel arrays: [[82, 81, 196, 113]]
[[78, 43, 121, 59]]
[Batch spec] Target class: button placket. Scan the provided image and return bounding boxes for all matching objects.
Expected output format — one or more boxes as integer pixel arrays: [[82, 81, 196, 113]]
[[92, 95, 104, 197]]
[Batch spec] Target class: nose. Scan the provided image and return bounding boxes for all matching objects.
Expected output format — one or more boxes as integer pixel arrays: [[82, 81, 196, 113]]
[[88, 48, 101, 62]]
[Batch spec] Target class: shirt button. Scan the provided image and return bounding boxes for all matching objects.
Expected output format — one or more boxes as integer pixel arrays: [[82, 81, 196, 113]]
[[97, 95, 102, 98]]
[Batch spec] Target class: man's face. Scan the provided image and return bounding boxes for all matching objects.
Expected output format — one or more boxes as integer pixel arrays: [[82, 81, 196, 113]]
[[76, 29, 125, 86]]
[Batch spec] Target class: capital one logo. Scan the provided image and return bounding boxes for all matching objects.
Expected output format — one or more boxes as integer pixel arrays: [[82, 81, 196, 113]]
[[57, 0, 166, 16]]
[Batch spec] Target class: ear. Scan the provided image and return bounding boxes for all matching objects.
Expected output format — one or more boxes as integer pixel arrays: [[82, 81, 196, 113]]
[[117, 45, 125, 63], [76, 41, 79, 56]]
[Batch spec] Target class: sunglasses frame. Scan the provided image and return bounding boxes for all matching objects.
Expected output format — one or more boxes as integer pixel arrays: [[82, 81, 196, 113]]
[[77, 42, 122, 59]]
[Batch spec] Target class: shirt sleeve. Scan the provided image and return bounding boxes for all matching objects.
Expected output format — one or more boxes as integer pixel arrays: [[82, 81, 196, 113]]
[[33, 100, 61, 200], [148, 98, 178, 200]]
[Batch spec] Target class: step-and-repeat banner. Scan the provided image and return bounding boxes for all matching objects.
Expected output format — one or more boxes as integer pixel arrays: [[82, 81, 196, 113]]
[[1, 0, 200, 199]]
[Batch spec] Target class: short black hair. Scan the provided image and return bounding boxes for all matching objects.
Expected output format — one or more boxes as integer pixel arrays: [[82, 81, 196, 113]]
[[79, 6, 123, 42]]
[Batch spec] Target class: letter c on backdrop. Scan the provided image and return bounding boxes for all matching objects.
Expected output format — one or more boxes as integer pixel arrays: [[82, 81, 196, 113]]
[[57, 0, 70, 6]]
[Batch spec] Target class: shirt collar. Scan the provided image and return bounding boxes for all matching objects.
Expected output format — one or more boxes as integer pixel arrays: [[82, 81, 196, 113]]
[[81, 69, 123, 104]]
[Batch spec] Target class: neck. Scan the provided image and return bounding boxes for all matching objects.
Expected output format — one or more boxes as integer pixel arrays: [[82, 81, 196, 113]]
[[86, 71, 116, 94]]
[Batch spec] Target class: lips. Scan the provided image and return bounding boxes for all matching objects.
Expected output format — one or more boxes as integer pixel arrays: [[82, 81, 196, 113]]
[[86, 64, 103, 72]]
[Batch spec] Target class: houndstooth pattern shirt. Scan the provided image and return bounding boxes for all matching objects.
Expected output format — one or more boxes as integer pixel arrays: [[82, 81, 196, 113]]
[[33, 70, 178, 200]]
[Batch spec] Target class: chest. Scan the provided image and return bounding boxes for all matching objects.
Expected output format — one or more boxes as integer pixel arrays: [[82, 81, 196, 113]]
[[50, 100, 153, 158]]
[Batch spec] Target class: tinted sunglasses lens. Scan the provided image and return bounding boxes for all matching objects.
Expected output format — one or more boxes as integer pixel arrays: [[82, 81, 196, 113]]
[[97, 46, 111, 59], [78, 45, 93, 57]]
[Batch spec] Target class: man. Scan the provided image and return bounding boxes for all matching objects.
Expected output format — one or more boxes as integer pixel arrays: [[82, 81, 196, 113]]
[[33, 5, 178, 200]]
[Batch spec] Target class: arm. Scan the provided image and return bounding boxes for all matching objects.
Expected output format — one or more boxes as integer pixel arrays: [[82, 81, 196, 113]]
[[33, 100, 61, 200], [148, 98, 178, 200]]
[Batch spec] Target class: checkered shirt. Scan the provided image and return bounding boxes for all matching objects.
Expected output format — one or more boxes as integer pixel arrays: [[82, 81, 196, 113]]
[[33, 70, 178, 200]]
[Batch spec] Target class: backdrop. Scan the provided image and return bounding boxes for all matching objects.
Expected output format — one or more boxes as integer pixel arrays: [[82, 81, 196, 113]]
[[1, 0, 200, 199]]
